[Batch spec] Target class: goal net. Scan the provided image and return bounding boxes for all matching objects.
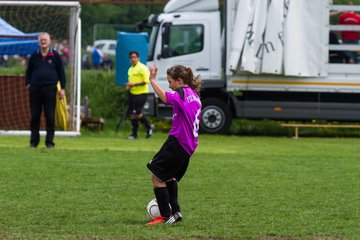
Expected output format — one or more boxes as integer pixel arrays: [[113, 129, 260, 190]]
[[0, 1, 81, 136]]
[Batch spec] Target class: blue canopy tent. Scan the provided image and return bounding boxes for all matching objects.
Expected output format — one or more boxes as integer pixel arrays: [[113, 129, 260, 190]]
[[0, 17, 38, 55]]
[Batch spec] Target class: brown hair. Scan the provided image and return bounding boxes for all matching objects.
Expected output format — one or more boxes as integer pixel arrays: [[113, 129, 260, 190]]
[[166, 65, 202, 95]]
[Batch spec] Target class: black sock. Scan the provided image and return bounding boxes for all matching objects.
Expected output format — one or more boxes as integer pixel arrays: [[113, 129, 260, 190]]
[[131, 119, 138, 136], [139, 115, 151, 130], [166, 180, 180, 214], [154, 187, 171, 218]]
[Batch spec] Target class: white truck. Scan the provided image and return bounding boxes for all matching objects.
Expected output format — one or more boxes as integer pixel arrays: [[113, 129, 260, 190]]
[[139, 0, 360, 134]]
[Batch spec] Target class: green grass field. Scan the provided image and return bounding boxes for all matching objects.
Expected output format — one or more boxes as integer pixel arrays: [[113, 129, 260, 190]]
[[0, 131, 359, 240]]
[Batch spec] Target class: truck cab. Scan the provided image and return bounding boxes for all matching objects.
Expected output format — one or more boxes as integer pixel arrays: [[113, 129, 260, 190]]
[[143, 0, 230, 133]]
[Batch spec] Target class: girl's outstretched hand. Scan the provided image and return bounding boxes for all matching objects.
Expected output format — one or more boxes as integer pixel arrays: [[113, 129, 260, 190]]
[[149, 64, 158, 80]]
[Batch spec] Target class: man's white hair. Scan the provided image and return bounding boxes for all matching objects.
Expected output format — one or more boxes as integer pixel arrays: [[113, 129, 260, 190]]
[[38, 32, 50, 39]]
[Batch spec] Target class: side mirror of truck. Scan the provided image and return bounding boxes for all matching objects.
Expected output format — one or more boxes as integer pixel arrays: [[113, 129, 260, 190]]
[[158, 22, 172, 59], [162, 23, 171, 44], [157, 47, 172, 60], [161, 47, 172, 58]]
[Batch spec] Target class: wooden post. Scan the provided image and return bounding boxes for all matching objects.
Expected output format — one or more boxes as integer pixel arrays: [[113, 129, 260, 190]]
[[295, 127, 299, 139]]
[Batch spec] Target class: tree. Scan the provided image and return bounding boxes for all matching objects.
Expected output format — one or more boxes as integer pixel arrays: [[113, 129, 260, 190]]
[[80, 1, 164, 46]]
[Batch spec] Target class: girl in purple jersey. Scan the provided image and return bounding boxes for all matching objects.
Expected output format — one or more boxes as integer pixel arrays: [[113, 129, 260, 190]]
[[146, 64, 202, 225]]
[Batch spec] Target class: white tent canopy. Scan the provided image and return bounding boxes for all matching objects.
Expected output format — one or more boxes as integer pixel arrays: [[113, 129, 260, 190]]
[[228, 0, 329, 77]]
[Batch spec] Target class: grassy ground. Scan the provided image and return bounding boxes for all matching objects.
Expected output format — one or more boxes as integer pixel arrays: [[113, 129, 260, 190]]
[[0, 129, 359, 240]]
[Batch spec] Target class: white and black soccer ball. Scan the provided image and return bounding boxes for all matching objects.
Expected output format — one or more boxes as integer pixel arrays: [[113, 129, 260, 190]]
[[146, 198, 172, 219], [146, 198, 160, 219]]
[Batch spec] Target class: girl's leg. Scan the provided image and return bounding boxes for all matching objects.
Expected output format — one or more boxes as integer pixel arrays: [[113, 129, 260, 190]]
[[152, 174, 171, 218], [166, 178, 180, 214]]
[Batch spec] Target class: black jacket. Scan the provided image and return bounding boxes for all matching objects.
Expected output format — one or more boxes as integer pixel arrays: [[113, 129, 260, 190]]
[[25, 48, 66, 89]]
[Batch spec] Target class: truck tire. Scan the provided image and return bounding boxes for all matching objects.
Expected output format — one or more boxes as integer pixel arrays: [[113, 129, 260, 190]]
[[200, 98, 232, 134]]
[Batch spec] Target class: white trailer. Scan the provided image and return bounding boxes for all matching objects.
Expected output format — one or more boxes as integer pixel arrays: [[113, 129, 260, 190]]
[[139, 0, 360, 134]]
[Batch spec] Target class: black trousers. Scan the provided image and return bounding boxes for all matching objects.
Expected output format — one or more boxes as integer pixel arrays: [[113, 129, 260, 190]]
[[29, 84, 57, 146], [127, 93, 148, 115]]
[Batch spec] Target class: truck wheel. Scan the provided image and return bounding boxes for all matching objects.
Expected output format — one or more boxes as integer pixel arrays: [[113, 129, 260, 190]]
[[200, 98, 232, 134]]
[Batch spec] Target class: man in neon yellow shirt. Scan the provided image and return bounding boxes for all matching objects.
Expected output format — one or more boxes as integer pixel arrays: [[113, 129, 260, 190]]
[[126, 51, 152, 139]]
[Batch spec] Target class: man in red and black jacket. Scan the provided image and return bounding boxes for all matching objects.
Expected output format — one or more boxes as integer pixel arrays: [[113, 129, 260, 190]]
[[26, 32, 66, 148]]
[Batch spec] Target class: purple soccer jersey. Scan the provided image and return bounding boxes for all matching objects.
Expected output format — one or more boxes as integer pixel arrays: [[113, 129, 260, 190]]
[[166, 87, 202, 156]]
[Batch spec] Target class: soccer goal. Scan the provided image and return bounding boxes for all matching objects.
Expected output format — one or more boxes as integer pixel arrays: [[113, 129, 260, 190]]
[[0, 1, 81, 136]]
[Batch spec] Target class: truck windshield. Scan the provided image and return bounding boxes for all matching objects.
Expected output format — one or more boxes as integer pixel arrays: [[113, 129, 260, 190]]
[[148, 26, 159, 61]]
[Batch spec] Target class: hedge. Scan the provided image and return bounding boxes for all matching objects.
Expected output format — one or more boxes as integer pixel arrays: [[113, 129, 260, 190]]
[[81, 70, 126, 119]]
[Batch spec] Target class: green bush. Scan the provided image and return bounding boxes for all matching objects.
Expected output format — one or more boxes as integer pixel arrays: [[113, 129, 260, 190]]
[[230, 119, 292, 137], [81, 70, 126, 119], [230, 119, 360, 138]]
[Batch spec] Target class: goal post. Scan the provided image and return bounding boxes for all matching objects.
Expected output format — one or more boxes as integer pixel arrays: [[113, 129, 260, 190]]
[[0, 1, 81, 136]]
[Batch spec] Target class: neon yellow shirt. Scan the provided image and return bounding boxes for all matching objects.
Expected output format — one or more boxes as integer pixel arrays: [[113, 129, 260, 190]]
[[128, 61, 150, 95]]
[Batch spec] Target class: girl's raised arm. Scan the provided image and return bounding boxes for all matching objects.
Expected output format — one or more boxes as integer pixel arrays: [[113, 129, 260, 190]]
[[149, 64, 167, 103]]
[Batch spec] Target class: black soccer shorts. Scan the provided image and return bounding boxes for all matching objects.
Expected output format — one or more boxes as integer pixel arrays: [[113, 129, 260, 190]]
[[127, 93, 148, 115], [147, 136, 190, 182]]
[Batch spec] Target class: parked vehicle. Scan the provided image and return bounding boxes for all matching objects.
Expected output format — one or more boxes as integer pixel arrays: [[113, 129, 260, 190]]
[[138, 0, 360, 134], [93, 39, 116, 56]]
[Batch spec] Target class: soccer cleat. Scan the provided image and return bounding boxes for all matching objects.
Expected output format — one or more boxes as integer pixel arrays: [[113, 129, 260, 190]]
[[165, 212, 183, 224], [127, 135, 138, 140], [145, 126, 154, 139], [146, 216, 166, 225]]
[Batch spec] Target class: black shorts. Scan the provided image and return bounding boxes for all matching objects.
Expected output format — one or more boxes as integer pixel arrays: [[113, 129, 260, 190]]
[[127, 93, 148, 115], [147, 136, 190, 182]]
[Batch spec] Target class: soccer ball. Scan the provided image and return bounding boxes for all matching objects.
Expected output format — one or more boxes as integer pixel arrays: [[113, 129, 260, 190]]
[[146, 198, 160, 219], [146, 198, 171, 219]]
